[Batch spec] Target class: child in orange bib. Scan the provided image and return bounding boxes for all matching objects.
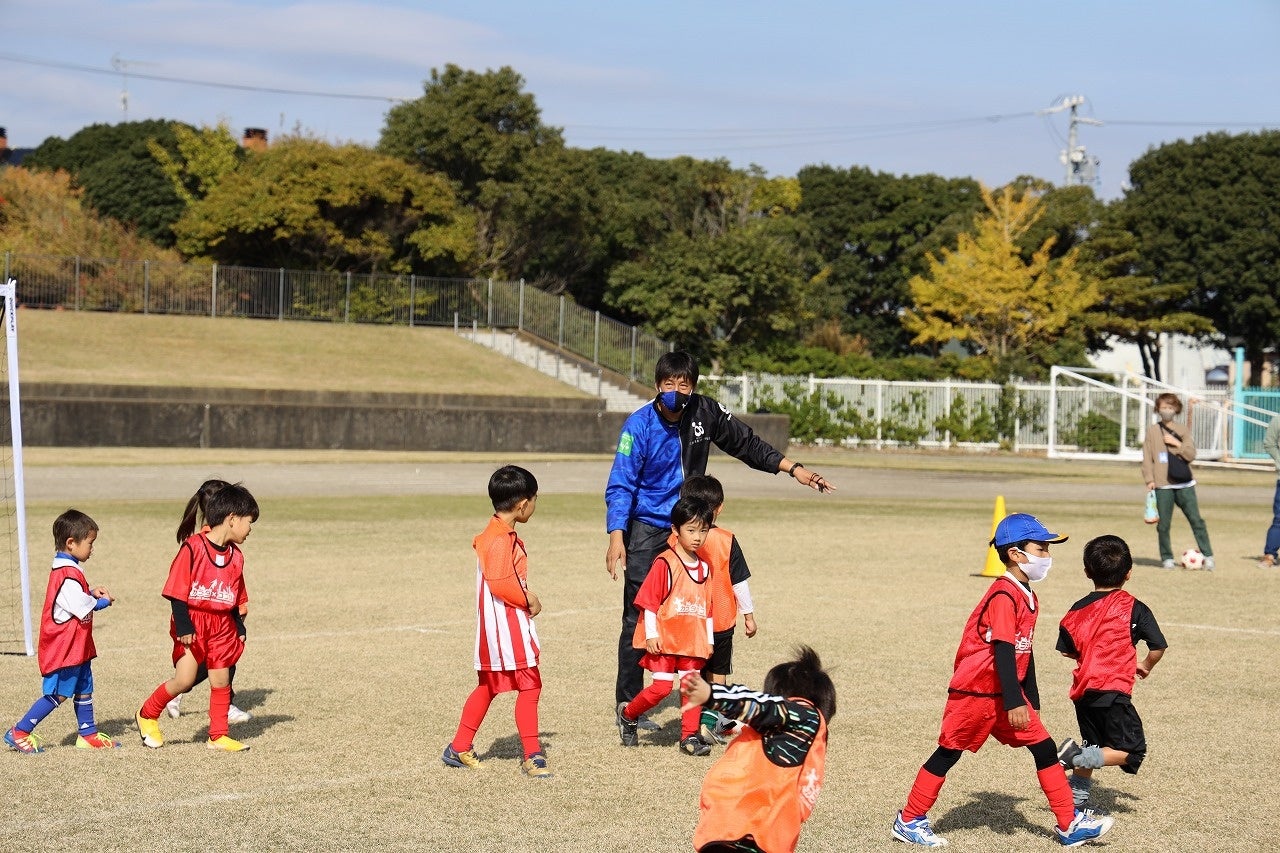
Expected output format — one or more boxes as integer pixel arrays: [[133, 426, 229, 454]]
[[681, 646, 836, 853], [616, 495, 715, 756]]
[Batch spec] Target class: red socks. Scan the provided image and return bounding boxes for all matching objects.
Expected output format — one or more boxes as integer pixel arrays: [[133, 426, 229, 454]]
[[903, 768, 946, 822], [139, 683, 175, 720], [1037, 765, 1077, 830], [514, 687, 542, 758], [452, 684, 495, 752], [209, 686, 232, 740]]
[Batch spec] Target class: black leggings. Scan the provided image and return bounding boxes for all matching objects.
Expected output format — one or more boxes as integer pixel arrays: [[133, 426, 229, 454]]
[[924, 737, 1058, 776]]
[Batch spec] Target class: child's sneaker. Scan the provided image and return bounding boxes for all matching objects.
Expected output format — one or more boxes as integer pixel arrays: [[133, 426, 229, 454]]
[[700, 709, 728, 745], [892, 811, 949, 847], [616, 702, 639, 747], [441, 743, 483, 769], [1202, 556, 1215, 571], [165, 695, 182, 719], [1161, 559, 1177, 570], [1057, 737, 1082, 770], [227, 704, 253, 724], [4, 728, 45, 754], [635, 713, 660, 732], [75, 732, 121, 749], [679, 735, 711, 756], [135, 712, 164, 749], [1055, 809, 1113, 847], [1259, 554, 1277, 569], [207, 735, 250, 752], [520, 752, 553, 779]]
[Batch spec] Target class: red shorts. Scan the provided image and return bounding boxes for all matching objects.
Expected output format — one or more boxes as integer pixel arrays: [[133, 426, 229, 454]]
[[938, 692, 1050, 751], [171, 610, 243, 670], [478, 667, 541, 694], [639, 654, 706, 674]]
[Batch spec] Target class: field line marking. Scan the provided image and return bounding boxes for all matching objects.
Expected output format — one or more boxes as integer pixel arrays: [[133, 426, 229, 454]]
[[1165, 622, 1280, 636]]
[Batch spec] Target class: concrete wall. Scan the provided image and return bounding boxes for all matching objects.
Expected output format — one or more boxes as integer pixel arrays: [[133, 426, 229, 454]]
[[9, 384, 790, 454]]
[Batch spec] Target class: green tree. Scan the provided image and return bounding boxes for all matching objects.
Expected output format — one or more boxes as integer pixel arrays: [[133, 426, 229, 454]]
[[148, 122, 243, 205], [903, 184, 1098, 378], [605, 217, 811, 368], [1117, 130, 1280, 378], [23, 120, 190, 246], [797, 165, 984, 356], [1078, 217, 1216, 380], [174, 137, 475, 274], [379, 65, 563, 202]]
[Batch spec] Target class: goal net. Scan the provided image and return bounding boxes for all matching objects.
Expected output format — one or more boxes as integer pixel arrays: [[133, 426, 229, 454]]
[[0, 279, 33, 655]]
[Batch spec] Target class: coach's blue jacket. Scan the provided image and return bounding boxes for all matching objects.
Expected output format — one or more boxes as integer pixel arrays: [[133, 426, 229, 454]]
[[605, 393, 784, 532]]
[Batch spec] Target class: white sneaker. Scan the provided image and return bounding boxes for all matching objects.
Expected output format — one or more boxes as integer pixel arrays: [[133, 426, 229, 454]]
[[165, 695, 182, 719], [227, 704, 253, 724]]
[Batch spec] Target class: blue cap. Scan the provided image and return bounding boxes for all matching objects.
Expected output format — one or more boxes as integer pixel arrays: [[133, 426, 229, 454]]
[[990, 513, 1068, 548]]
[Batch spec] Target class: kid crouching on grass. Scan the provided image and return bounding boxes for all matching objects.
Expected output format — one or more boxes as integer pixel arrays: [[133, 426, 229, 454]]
[[676, 475, 759, 747], [442, 465, 551, 779], [136, 483, 257, 753], [892, 513, 1115, 848], [1056, 534, 1167, 811], [616, 495, 715, 756], [680, 646, 835, 853], [6, 510, 118, 753]]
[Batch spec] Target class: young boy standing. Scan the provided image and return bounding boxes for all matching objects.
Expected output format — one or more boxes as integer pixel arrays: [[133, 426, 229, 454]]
[[1056, 534, 1167, 810], [892, 513, 1114, 848], [6, 510, 118, 753], [442, 465, 551, 779], [617, 496, 716, 756], [678, 475, 758, 745]]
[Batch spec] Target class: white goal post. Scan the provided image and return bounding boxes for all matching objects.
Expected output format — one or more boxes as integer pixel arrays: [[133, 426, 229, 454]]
[[0, 279, 33, 656]]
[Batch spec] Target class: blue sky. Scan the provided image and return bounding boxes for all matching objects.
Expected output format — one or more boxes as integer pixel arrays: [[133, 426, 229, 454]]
[[4, 0, 1277, 199]]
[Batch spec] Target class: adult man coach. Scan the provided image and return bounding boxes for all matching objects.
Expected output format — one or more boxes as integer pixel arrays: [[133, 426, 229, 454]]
[[604, 351, 835, 711]]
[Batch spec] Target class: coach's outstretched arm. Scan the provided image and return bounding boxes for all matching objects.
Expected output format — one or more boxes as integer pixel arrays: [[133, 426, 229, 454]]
[[777, 457, 835, 494]]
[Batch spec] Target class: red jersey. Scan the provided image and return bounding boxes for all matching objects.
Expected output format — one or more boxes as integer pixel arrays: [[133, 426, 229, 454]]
[[38, 557, 98, 676], [695, 700, 827, 853], [472, 515, 539, 672], [162, 533, 247, 614], [632, 547, 713, 659], [948, 574, 1037, 696], [1059, 589, 1140, 701]]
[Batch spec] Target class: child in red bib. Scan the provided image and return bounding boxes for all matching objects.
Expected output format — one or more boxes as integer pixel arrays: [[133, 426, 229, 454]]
[[893, 513, 1115, 848], [5, 510, 117, 753], [136, 483, 258, 753], [616, 495, 715, 755]]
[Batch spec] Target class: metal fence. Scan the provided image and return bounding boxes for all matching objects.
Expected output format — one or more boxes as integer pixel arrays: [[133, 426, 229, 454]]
[[2, 252, 670, 385], [705, 372, 1232, 455]]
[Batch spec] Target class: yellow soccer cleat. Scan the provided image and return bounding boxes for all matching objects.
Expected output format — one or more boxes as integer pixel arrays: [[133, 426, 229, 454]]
[[207, 735, 250, 752], [136, 712, 164, 749]]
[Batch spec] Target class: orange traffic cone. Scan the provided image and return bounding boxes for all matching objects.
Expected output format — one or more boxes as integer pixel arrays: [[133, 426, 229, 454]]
[[981, 495, 1007, 577]]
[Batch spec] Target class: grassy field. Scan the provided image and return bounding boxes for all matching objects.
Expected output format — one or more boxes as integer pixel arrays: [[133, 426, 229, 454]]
[[0, 453, 1276, 852], [15, 309, 589, 398], [2, 312, 1278, 851]]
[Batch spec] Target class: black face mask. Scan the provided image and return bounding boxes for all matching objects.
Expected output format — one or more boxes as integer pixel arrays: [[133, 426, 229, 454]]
[[657, 390, 691, 413]]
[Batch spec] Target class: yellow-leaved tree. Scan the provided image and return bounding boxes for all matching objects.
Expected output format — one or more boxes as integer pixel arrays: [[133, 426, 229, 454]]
[[902, 183, 1098, 372]]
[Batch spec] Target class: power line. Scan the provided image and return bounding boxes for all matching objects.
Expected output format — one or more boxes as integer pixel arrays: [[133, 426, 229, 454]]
[[0, 51, 404, 103]]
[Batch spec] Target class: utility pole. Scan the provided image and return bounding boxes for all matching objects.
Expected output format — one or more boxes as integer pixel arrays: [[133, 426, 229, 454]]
[[1039, 95, 1103, 187], [110, 54, 158, 122]]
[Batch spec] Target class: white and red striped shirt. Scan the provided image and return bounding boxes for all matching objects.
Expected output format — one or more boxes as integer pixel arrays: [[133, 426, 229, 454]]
[[472, 515, 539, 672]]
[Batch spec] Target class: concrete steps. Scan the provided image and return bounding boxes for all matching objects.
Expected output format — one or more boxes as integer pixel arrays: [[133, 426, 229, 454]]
[[459, 329, 650, 414]]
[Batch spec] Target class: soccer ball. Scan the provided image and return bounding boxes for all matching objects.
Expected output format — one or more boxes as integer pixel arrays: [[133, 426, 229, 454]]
[[1181, 548, 1205, 570]]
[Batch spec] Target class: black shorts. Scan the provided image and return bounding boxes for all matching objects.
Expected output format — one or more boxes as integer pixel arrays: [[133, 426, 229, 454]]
[[703, 629, 735, 677], [1075, 696, 1146, 774]]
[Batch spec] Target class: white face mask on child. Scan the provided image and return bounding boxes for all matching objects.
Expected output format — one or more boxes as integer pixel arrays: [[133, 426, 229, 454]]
[[1018, 551, 1053, 583]]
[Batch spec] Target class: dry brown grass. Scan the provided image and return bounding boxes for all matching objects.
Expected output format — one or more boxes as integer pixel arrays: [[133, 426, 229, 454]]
[[1, 456, 1277, 852], [14, 309, 589, 398]]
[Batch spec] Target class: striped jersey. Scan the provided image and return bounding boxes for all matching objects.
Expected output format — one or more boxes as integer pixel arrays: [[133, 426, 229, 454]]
[[473, 515, 539, 672]]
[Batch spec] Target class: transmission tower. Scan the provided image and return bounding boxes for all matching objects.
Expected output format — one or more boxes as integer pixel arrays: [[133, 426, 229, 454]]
[[1039, 95, 1103, 187], [110, 53, 159, 122]]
